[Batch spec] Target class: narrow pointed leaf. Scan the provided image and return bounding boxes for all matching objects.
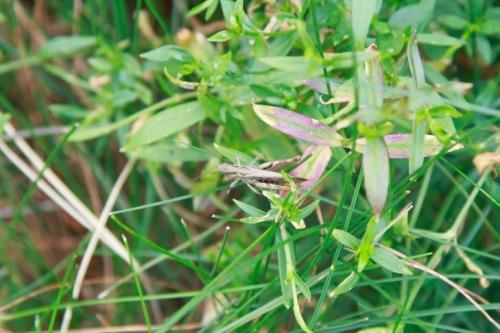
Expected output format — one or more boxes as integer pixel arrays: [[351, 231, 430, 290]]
[[352, 0, 378, 49], [294, 273, 312, 301], [276, 230, 293, 308], [233, 199, 265, 217], [126, 101, 205, 149], [332, 229, 360, 250], [372, 247, 412, 275], [328, 271, 359, 298]]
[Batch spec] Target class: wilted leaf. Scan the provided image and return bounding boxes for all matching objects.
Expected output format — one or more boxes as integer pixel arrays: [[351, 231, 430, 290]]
[[253, 104, 341, 146], [363, 137, 389, 216], [126, 101, 205, 149], [473, 152, 500, 175]]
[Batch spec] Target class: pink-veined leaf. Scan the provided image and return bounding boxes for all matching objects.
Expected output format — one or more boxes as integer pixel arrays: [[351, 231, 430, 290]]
[[291, 146, 332, 190], [253, 104, 341, 146], [356, 134, 462, 159]]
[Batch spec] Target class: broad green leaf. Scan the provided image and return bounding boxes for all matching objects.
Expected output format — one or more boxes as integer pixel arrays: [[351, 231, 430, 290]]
[[372, 247, 412, 275], [389, 0, 436, 28], [38, 36, 96, 58], [328, 271, 359, 298], [49, 104, 86, 119], [233, 199, 265, 217], [476, 35, 493, 64], [130, 143, 208, 162], [332, 229, 360, 250], [438, 15, 468, 30], [126, 101, 206, 149], [253, 104, 341, 146], [479, 19, 500, 36], [362, 137, 389, 216], [140, 45, 194, 64], [352, 0, 378, 49], [417, 33, 464, 47]]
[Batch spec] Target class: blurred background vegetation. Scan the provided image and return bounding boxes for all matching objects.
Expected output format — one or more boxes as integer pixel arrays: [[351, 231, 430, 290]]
[[0, 0, 498, 332]]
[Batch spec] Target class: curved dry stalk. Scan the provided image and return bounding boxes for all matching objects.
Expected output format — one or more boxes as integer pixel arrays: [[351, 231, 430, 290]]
[[60, 159, 136, 333], [379, 244, 500, 329], [2, 122, 131, 262]]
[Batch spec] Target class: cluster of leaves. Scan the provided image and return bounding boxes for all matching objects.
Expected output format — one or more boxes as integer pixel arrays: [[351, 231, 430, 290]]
[[0, 0, 498, 332]]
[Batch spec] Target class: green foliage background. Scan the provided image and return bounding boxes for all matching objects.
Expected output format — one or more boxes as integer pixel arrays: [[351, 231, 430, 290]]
[[0, 0, 498, 332]]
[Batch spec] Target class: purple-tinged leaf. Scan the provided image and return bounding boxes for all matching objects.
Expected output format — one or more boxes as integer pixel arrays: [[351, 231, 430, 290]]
[[291, 147, 332, 190], [356, 134, 462, 159], [253, 104, 341, 146], [363, 137, 389, 216]]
